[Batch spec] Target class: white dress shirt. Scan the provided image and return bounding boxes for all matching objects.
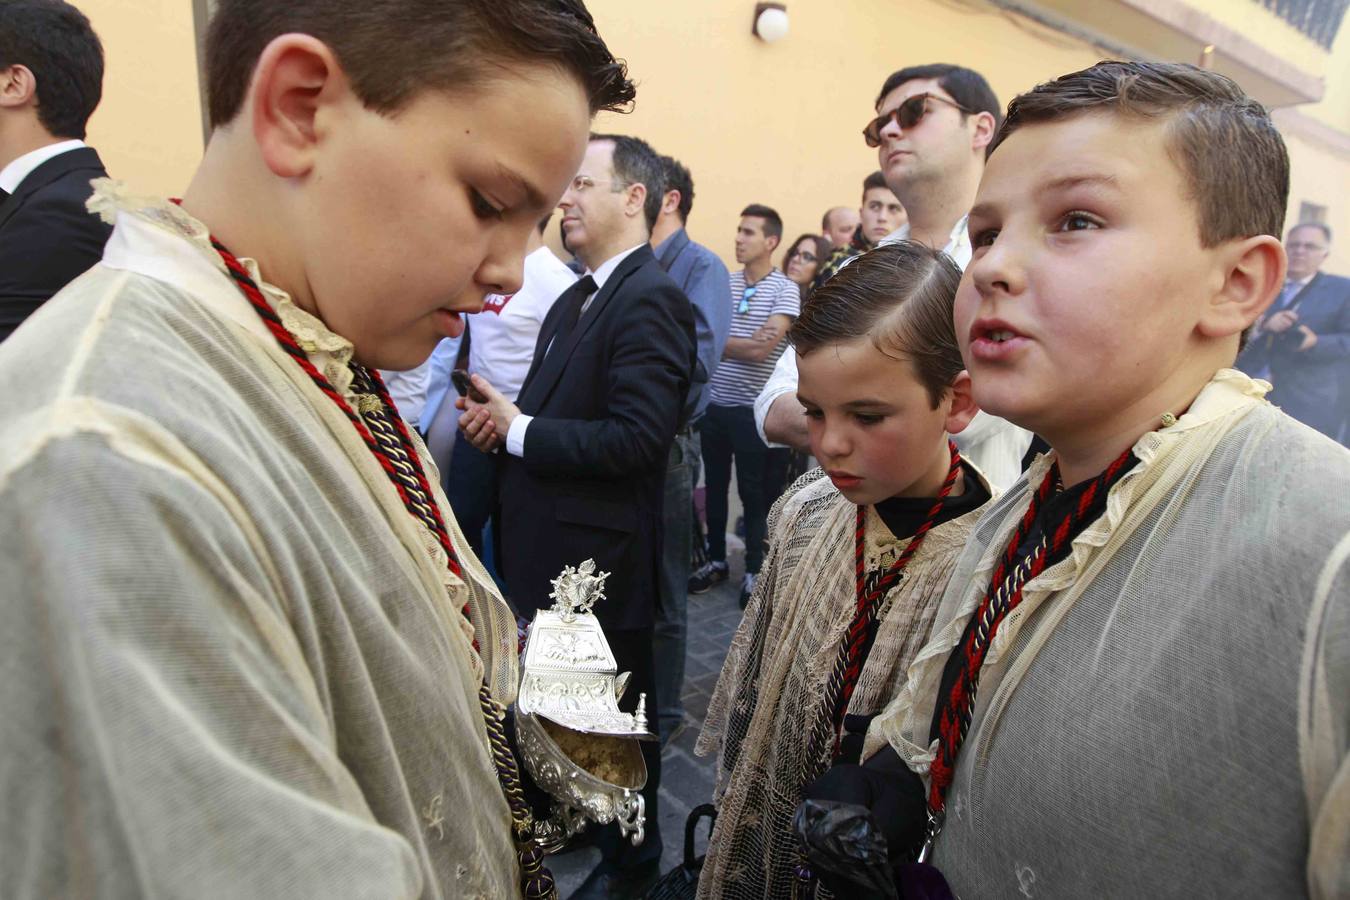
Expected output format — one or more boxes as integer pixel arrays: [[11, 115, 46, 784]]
[[505, 243, 645, 457], [0, 139, 86, 194]]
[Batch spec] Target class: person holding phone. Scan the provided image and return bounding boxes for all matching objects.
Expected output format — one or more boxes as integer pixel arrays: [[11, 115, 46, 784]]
[[431, 215, 576, 560]]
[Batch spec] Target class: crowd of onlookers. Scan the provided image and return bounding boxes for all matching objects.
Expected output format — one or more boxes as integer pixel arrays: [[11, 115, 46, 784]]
[[2, 1, 1348, 899]]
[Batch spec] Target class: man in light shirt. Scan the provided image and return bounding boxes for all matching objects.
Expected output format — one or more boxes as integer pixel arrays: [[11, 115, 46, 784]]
[[757, 63, 1034, 491], [432, 215, 576, 559], [0, 0, 111, 341]]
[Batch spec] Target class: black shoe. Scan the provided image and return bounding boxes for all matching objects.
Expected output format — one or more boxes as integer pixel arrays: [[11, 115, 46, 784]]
[[738, 572, 757, 609], [687, 560, 728, 594], [568, 859, 661, 900]]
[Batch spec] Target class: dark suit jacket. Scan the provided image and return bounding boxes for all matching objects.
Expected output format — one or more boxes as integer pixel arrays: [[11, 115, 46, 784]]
[[1238, 271, 1350, 438], [0, 146, 112, 342], [497, 244, 697, 631]]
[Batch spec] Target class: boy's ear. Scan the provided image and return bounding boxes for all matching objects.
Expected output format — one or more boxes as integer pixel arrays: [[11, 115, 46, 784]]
[[943, 370, 980, 436], [249, 34, 345, 179], [1198, 234, 1287, 340]]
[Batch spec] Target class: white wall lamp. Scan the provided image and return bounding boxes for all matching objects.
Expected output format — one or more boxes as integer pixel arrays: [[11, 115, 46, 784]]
[[753, 2, 789, 43]]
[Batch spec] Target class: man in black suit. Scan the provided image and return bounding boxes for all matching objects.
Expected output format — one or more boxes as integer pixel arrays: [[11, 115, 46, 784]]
[[1238, 222, 1350, 442], [459, 133, 696, 897], [0, 0, 111, 342]]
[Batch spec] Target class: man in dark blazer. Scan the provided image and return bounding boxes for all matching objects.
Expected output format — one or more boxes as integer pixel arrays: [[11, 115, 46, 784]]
[[0, 0, 111, 342], [459, 134, 696, 897], [1238, 222, 1350, 442]]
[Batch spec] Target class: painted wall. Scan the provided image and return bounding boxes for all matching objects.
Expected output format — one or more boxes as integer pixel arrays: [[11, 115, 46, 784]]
[[75, 0, 202, 196], [580, 0, 1103, 268], [71, 0, 1348, 271]]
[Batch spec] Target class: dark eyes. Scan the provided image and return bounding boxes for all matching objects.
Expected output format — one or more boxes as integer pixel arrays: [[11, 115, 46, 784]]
[[801, 408, 884, 425], [1058, 211, 1101, 232], [971, 210, 1101, 249], [471, 189, 504, 220]]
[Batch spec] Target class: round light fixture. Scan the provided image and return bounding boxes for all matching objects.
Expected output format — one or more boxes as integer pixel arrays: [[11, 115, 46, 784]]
[[753, 3, 789, 43]]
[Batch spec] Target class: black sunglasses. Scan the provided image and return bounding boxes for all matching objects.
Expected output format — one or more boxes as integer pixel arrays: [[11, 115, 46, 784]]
[[863, 92, 973, 147]]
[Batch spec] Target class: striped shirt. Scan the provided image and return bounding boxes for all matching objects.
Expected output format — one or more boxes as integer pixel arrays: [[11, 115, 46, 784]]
[[709, 268, 800, 407]]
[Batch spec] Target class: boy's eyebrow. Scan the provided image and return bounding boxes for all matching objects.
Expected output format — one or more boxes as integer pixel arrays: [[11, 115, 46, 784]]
[[969, 173, 1121, 223], [494, 162, 547, 209], [1041, 173, 1121, 193]]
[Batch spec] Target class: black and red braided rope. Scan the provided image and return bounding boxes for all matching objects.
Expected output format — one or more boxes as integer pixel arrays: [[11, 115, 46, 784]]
[[826, 440, 963, 753], [208, 237, 463, 579], [200, 226, 556, 896], [926, 447, 1134, 823]]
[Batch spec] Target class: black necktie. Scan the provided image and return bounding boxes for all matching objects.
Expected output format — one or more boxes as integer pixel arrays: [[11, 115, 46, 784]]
[[546, 274, 596, 359]]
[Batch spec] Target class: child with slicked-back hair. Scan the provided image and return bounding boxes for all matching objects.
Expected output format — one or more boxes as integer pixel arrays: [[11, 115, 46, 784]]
[[806, 61, 1349, 899], [0, 1, 634, 896], [696, 241, 997, 899]]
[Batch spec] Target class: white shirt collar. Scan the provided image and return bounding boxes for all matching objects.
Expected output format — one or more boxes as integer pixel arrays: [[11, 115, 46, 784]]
[[585, 243, 645, 290], [879, 214, 973, 270], [0, 139, 86, 194]]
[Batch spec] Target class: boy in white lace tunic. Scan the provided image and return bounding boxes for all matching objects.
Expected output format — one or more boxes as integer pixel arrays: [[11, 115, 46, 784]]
[[810, 61, 1348, 899], [0, 1, 636, 897], [695, 242, 996, 899]]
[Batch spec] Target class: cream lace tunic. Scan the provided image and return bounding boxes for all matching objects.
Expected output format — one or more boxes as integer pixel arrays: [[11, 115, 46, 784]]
[[868, 370, 1350, 899], [695, 466, 993, 899], [0, 183, 521, 898]]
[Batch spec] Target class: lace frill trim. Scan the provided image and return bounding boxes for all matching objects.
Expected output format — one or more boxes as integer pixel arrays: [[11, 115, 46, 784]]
[[872, 368, 1270, 772], [87, 179, 359, 401]]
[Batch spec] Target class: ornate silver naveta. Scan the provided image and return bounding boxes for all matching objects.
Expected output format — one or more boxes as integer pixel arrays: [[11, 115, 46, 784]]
[[518, 559, 655, 738], [515, 559, 655, 849]]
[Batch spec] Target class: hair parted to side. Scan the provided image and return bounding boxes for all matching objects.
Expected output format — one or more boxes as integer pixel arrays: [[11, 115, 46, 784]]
[[875, 63, 1001, 127], [992, 61, 1290, 246], [740, 203, 784, 241], [862, 169, 888, 196], [659, 154, 695, 222], [0, 0, 103, 139], [204, 0, 635, 129], [591, 132, 663, 232], [790, 241, 964, 408]]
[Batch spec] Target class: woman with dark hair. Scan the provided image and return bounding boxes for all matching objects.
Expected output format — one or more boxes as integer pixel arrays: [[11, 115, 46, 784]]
[[782, 234, 832, 303]]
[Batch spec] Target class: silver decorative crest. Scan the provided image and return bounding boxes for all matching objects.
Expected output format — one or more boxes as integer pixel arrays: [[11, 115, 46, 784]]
[[548, 559, 611, 622]]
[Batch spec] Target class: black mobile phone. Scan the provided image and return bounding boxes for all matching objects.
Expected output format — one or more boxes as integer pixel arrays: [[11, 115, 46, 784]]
[[452, 370, 487, 403]]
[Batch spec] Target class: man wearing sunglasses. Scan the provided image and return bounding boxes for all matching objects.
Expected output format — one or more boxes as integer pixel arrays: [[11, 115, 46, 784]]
[[757, 63, 1035, 492]]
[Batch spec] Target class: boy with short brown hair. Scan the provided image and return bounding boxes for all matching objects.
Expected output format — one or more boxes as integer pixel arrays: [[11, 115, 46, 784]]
[[808, 61, 1348, 898], [0, 1, 633, 897]]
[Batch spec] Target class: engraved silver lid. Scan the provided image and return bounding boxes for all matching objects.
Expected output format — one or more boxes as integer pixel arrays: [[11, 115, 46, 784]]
[[516, 560, 657, 740]]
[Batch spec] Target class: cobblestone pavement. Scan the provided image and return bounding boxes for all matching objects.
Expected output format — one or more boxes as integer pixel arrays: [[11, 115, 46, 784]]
[[550, 547, 747, 895]]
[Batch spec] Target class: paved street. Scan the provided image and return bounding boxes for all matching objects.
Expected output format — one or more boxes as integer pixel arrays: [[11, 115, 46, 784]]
[[550, 545, 747, 893]]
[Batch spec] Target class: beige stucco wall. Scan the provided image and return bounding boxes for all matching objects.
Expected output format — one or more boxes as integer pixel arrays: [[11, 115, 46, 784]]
[[71, 0, 1348, 272], [75, 0, 202, 196], [582, 0, 1103, 268]]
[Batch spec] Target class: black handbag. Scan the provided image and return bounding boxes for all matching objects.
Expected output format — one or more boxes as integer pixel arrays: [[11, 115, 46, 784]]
[[644, 804, 717, 900]]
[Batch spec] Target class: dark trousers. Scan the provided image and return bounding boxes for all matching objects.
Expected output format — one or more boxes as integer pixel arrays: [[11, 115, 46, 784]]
[[594, 625, 663, 869], [653, 429, 698, 740], [700, 403, 789, 575], [444, 429, 496, 558]]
